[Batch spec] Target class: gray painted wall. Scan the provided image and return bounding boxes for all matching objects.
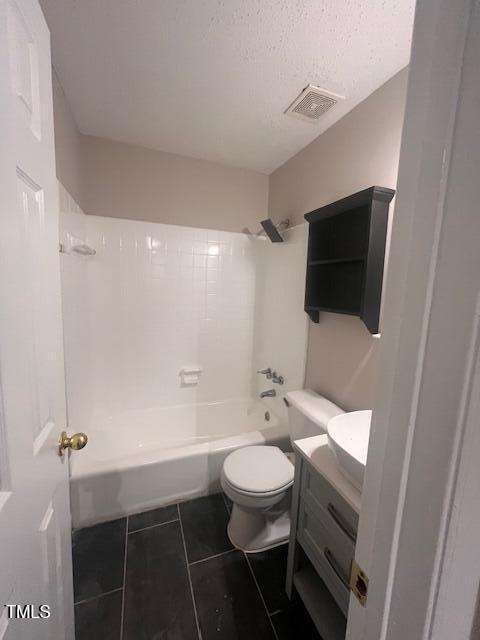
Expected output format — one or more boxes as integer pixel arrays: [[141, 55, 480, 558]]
[[269, 69, 408, 410], [80, 135, 268, 233], [52, 80, 268, 233], [52, 72, 84, 207]]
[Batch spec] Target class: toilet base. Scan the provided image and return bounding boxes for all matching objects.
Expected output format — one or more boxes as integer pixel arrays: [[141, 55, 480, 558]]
[[226, 496, 291, 553]]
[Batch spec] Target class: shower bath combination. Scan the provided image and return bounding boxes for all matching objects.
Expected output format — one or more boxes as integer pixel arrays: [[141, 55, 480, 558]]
[[62, 212, 308, 528]]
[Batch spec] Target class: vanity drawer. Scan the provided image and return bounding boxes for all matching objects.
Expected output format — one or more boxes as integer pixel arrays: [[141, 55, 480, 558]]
[[301, 493, 356, 571], [302, 461, 358, 545], [297, 499, 351, 615]]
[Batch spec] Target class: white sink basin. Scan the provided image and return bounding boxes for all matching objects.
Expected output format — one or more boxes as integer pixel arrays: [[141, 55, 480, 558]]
[[327, 410, 372, 491]]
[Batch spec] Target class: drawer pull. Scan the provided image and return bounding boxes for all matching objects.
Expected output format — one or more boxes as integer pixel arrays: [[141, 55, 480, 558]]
[[324, 547, 349, 590], [327, 502, 357, 543]]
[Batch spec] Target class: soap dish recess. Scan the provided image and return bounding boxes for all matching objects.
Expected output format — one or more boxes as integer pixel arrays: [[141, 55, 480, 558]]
[[179, 365, 202, 386]]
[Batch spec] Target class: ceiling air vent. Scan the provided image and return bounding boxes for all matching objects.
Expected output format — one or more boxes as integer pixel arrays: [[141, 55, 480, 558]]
[[285, 84, 344, 122]]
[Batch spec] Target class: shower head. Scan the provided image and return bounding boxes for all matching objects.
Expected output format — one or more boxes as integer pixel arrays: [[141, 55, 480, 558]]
[[260, 218, 289, 243]]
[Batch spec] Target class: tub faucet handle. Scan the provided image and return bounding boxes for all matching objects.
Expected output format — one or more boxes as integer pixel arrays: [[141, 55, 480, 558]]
[[257, 368, 272, 379], [272, 373, 284, 385]]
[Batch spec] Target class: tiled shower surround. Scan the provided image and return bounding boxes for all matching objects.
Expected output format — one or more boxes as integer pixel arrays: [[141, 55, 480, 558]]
[[86, 216, 257, 420], [59, 183, 308, 431]]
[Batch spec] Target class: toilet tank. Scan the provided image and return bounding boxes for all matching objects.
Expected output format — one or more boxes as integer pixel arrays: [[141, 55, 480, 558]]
[[286, 390, 344, 445]]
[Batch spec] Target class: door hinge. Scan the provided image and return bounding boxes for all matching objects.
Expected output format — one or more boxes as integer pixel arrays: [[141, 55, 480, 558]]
[[350, 560, 369, 606]]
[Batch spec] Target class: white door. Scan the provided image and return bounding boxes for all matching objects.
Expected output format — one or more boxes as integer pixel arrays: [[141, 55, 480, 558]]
[[0, 1, 75, 639], [347, 0, 480, 638]]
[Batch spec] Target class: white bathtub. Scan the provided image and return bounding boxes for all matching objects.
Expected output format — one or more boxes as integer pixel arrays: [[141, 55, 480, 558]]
[[70, 397, 289, 528]]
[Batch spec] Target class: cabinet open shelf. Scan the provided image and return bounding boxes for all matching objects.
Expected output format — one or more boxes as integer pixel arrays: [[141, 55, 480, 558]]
[[308, 256, 365, 266], [293, 566, 346, 640], [304, 186, 395, 333]]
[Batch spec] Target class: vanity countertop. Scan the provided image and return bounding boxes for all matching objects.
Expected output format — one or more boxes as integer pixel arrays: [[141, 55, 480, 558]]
[[293, 434, 362, 515]]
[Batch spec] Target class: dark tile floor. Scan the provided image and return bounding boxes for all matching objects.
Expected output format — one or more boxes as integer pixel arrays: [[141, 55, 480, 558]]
[[72, 493, 321, 640]]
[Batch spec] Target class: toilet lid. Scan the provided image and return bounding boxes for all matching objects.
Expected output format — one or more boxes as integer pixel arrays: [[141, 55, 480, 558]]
[[223, 446, 294, 494]]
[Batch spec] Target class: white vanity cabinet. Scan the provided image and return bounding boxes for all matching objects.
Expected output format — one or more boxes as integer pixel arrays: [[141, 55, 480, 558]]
[[286, 435, 361, 640]]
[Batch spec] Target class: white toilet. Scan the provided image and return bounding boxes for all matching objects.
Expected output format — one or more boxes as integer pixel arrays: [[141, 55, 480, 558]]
[[221, 389, 343, 552]]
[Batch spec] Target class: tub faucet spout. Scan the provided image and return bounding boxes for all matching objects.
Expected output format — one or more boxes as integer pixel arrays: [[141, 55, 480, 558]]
[[260, 389, 276, 398]]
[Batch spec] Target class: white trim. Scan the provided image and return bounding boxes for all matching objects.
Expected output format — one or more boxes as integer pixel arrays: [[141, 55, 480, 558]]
[[347, 0, 479, 638], [428, 294, 480, 639]]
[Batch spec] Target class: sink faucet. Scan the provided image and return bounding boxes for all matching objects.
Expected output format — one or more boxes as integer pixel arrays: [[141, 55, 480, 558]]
[[260, 389, 276, 398]]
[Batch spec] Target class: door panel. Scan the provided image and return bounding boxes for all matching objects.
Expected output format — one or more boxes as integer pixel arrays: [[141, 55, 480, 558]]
[[17, 169, 52, 443], [7, 0, 41, 139], [39, 497, 64, 640], [0, 0, 74, 638]]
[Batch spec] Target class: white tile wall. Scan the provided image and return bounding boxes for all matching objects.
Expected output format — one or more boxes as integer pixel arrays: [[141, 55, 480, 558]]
[[84, 215, 256, 420], [59, 182, 308, 431]]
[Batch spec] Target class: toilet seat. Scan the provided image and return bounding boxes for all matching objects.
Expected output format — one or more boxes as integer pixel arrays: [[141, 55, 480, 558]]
[[222, 445, 294, 496]]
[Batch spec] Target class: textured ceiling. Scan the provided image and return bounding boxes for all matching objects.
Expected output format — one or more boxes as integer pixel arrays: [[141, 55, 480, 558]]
[[40, 0, 415, 173]]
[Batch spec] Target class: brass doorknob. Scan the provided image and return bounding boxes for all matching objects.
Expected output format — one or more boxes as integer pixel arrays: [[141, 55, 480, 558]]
[[58, 431, 88, 456]]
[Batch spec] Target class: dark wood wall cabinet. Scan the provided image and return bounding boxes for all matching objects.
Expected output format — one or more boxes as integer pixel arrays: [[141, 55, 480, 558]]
[[304, 186, 395, 334]]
